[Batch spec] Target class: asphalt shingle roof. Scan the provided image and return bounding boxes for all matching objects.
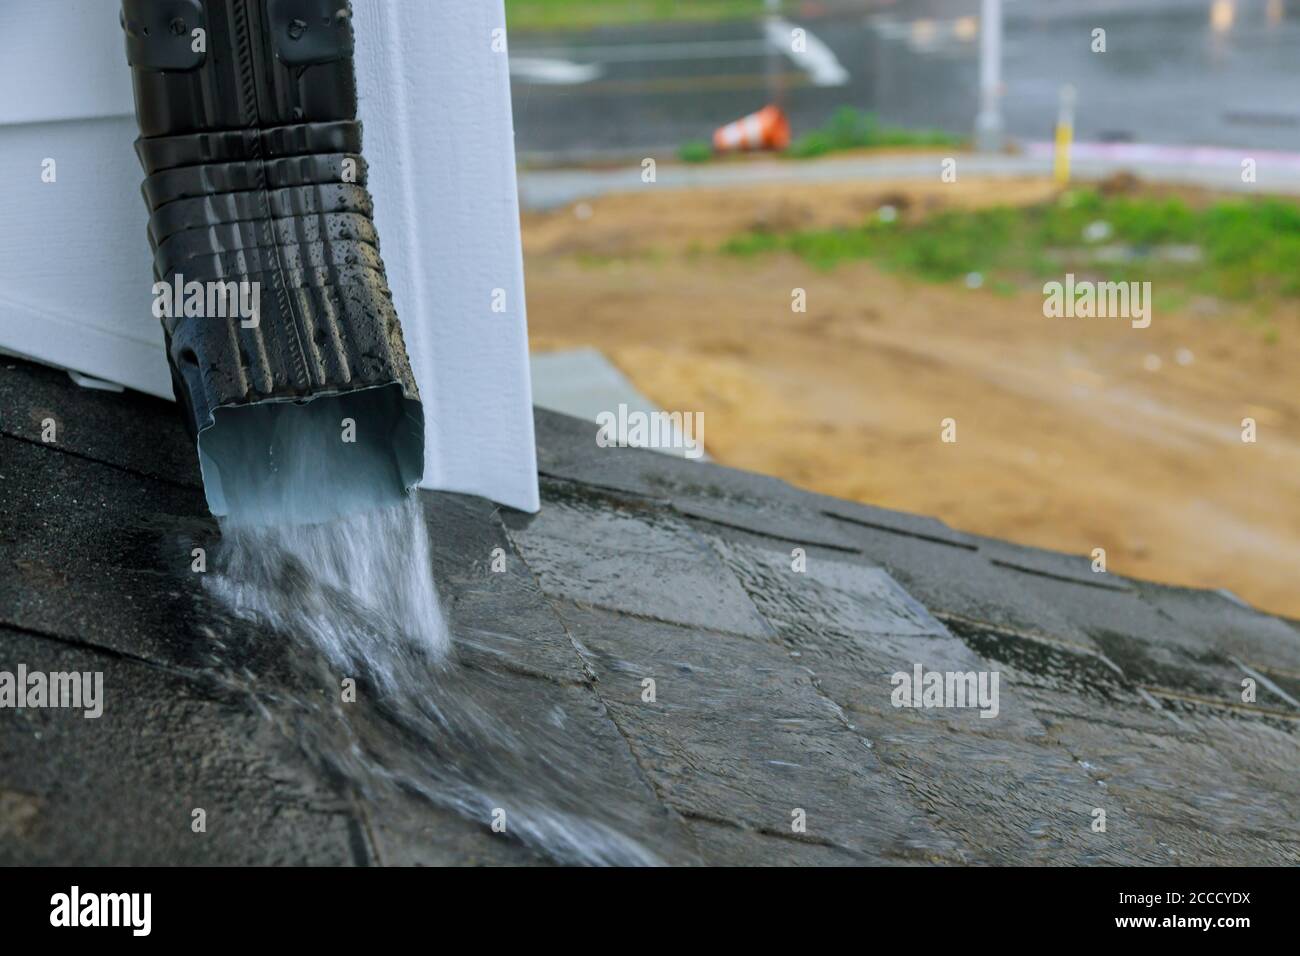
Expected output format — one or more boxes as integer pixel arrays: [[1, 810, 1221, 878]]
[[0, 356, 1296, 865]]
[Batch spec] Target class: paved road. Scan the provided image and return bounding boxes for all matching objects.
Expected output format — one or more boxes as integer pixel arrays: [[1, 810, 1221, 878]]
[[509, 0, 1300, 159]]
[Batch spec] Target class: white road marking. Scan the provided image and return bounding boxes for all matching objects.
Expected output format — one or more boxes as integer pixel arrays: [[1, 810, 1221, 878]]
[[517, 21, 849, 89], [508, 57, 604, 85], [763, 16, 849, 87], [518, 40, 772, 63]]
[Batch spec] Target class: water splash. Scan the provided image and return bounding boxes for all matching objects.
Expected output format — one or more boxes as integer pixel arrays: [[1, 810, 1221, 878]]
[[204, 497, 662, 866], [209, 498, 451, 691]]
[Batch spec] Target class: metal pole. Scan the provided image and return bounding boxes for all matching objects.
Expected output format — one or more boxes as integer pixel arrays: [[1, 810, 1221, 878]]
[[1053, 84, 1076, 185], [765, 0, 784, 107], [974, 0, 1003, 152]]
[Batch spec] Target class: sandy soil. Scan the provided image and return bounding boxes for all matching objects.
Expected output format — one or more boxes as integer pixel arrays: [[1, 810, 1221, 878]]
[[521, 177, 1300, 618]]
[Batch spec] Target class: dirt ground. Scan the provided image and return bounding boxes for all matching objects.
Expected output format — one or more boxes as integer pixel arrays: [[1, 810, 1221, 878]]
[[521, 176, 1300, 619]]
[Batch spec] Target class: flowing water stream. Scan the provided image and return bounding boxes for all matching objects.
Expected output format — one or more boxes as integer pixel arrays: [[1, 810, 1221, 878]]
[[200, 411, 660, 865]]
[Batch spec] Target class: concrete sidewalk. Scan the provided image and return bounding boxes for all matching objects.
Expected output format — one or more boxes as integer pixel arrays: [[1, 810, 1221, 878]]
[[518, 144, 1300, 210], [530, 347, 706, 459]]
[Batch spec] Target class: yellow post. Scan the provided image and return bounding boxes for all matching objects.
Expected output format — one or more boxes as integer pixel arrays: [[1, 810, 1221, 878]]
[[1054, 84, 1076, 185]]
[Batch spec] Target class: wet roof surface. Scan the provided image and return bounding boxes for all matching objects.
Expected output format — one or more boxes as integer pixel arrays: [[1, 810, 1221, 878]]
[[1, 356, 1297, 865]]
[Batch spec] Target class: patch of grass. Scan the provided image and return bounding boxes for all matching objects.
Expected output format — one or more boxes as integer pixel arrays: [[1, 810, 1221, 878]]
[[506, 0, 770, 31], [680, 108, 962, 165], [1152, 288, 1190, 314], [725, 206, 1014, 278], [679, 140, 714, 164], [723, 188, 1300, 308], [786, 107, 963, 159]]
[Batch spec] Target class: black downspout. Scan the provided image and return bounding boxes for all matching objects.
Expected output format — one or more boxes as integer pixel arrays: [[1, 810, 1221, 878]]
[[120, 0, 424, 527]]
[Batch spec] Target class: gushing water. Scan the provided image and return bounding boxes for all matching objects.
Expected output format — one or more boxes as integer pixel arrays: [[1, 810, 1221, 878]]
[[209, 498, 451, 693], [204, 475, 660, 864]]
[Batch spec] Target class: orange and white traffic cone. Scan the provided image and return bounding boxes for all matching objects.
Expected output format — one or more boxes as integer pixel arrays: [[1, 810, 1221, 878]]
[[712, 104, 791, 154]]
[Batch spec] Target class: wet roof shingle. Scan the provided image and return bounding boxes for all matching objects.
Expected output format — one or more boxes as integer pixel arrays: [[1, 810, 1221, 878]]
[[1, 357, 1296, 865]]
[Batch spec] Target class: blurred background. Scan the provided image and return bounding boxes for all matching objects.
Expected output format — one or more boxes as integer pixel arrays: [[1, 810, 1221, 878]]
[[505, 0, 1300, 618]]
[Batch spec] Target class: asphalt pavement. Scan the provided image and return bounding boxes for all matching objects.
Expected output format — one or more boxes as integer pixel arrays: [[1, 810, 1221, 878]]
[[509, 0, 1300, 160]]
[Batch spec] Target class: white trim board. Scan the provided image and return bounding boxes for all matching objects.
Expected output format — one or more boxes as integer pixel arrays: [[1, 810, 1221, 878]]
[[0, 0, 539, 513]]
